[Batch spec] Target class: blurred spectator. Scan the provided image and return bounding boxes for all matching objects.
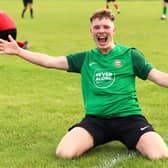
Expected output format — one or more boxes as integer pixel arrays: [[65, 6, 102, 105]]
[[21, 0, 34, 19], [106, 0, 120, 14], [161, 0, 168, 20], [0, 11, 28, 49]]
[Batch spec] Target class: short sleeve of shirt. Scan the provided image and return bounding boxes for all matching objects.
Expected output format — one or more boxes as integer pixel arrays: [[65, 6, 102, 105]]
[[132, 48, 153, 80], [66, 51, 87, 73]]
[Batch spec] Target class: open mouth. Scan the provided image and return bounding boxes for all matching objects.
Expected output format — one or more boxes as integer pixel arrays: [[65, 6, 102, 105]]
[[97, 35, 108, 44]]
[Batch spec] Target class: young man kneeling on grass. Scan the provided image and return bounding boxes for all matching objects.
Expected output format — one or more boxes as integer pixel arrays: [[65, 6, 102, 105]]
[[0, 9, 168, 160]]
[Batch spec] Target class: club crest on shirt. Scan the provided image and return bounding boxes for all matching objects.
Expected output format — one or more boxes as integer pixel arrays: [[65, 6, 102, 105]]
[[114, 59, 122, 68]]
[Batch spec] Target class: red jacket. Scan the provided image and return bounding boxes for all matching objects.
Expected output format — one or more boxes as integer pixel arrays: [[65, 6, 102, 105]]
[[0, 11, 16, 31]]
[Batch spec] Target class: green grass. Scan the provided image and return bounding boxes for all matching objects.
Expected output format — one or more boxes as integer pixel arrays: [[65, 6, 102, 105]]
[[0, 0, 168, 167]]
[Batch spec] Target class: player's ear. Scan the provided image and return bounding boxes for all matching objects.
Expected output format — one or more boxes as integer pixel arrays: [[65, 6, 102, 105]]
[[90, 27, 94, 35], [113, 27, 116, 34]]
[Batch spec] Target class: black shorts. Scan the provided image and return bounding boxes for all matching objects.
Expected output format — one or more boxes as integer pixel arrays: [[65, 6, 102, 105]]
[[0, 29, 17, 41], [107, 0, 116, 2], [69, 115, 155, 149], [164, 0, 168, 2], [23, 0, 33, 7]]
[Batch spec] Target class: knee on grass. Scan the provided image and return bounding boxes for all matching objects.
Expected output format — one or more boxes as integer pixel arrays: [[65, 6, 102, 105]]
[[56, 147, 80, 159], [146, 150, 168, 160]]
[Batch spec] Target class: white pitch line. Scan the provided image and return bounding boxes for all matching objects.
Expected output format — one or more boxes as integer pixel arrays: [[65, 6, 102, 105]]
[[93, 151, 137, 168]]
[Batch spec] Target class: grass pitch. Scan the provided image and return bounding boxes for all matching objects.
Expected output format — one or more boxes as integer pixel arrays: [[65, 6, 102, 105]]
[[0, 0, 168, 167]]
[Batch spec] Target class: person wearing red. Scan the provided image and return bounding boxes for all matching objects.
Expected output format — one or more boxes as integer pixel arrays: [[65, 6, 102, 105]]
[[0, 11, 28, 49]]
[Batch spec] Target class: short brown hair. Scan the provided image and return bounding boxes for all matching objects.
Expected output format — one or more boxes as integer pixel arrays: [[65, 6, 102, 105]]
[[90, 9, 115, 23]]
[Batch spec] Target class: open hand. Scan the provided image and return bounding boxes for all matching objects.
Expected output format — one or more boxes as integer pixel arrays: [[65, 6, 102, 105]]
[[0, 35, 20, 55]]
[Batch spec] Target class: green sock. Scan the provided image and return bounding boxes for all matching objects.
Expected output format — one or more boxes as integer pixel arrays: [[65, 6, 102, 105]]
[[163, 6, 167, 15]]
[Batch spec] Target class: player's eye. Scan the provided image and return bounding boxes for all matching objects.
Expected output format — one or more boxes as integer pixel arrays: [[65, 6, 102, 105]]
[[104, 25, 111, 29], [93, 25, 100, 30]]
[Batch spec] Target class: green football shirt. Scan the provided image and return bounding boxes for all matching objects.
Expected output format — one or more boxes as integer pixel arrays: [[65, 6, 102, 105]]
[[66, 44, 153, 118]]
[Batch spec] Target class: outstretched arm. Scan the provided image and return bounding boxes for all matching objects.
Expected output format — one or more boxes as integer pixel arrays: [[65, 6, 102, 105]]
[[148, 68, 168, 87], [0, 35, 69, 71]]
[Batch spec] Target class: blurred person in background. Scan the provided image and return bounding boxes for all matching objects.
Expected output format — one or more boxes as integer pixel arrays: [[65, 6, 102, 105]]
[[0, 11, 28, 49], [21, 0, 34, 18], [161, 0, 168, 20], [106, 0, 120, 14]]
